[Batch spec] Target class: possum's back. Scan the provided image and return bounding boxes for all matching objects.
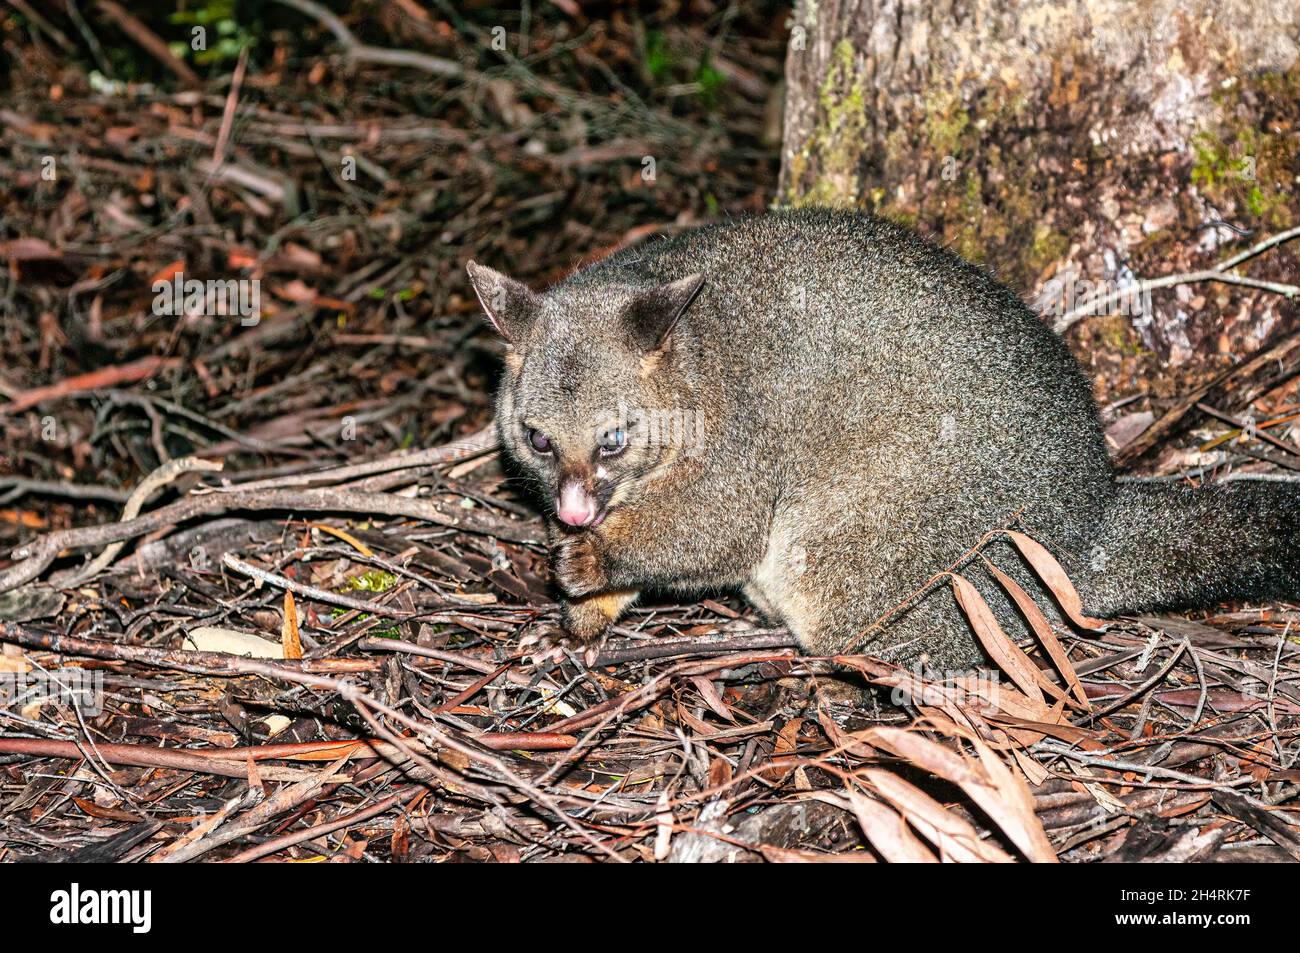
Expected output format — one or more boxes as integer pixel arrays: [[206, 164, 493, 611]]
[[597, 209, 1109, 472]]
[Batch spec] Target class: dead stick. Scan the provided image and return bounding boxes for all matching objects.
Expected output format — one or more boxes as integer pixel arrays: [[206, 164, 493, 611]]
[[0, 738, 333, 781], [1, 482, 540, 592], [1196, 402, 1300, 457], [592, 628, 798, 665], [93, 0, 203, 89], [271, 0, 465, 78], [220, 785, 423, 863], [0, 356, 179, 416], [3, 0, 75, 51], [2, 630, 614, 857], [1055, 225, 1300, 334], [61, 456, 224, 588], [0, 625, 578, 748], [1115, 329, 1300, 468], [222, 554, 533, 632], [0, 622, 376, 676], [224, 553, 417, 619], [209, 423, 496, 493], [211, 45, 249, 167], [154, 762, 347, 863]]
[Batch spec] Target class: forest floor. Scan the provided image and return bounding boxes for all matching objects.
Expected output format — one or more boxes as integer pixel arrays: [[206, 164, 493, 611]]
[[0, 2, 1297, 863]]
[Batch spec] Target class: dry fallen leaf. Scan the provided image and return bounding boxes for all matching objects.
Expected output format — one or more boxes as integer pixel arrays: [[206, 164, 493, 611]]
[[184, 626, 284, 659], [1006, 531, 1108, 630], [950, 573, 1059, 704], [846, 788, 939, 863], [982, 556, 1091, 709], [865, 768, 1015, 863], [281, 590, 302, 660], [864, 725, 1058, 863]]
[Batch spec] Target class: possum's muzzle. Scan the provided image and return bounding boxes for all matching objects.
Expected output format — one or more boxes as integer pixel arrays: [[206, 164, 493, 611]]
[[555, 478, 609, 527]]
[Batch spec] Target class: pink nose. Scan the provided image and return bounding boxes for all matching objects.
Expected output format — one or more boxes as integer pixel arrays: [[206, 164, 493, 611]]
[[556, 482, 596, 527]]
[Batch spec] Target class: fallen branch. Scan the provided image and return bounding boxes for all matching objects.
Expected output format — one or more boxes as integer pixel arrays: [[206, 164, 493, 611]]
[[1195, 402, 1300, 458], [153, 765, 345, 863], [0, 621, 377, 676], [58, 456, 223, 588], [1054, 224, 1300, 334], [1212, 790, 1300, 862], [211, 45, 249, 167], [93, 0, 203, 90], [223, 553, 417, 620], [0, 478, 131, 505], [0, 737, 340, 782], [220, 785, 423, 863], [591, 628, 798, 666], [273, 0, 467, 79], [0, 620, 619, 859], [203, 423, 496, 493], [1114, 327, 1300, 468], [0, 355, 180, 416], [0, 480, 540, 593]]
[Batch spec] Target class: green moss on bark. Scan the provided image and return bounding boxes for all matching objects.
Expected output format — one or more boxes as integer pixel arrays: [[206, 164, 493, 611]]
[[784, 39, 871, 208], [1192, 71, 1297, 230]]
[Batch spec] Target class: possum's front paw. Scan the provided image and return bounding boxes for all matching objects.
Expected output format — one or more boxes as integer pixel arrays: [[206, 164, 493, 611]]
[[550, 531, 608, 598], [519, 600, 611, 667], [519, 627, 599, 667]]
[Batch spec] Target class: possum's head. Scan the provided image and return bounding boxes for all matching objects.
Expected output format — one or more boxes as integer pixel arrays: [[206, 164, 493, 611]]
[[467, 260, 703, 529]]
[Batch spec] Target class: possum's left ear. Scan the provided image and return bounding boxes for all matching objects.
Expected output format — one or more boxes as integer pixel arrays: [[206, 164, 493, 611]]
[[622, 273, 705, 352], [466, 261, 540, 344]]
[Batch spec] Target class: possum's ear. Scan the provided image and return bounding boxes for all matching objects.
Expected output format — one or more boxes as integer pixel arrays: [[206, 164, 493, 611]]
[[623, 273, 704, 352], [466, 261, 539, 344]]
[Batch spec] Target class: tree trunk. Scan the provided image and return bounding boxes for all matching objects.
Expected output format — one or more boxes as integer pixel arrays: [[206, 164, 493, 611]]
[[779, 0, 1300, 375]]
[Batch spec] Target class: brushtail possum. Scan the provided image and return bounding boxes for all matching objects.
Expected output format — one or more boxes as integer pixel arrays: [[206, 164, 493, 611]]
[[467, 209, 1299, 670]]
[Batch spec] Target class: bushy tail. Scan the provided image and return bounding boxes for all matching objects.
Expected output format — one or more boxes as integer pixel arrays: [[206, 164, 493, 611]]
[[1079, 480, 1300, 616]]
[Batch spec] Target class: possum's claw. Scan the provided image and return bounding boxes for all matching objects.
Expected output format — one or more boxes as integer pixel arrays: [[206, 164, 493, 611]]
[[518, 627, 603, 669]]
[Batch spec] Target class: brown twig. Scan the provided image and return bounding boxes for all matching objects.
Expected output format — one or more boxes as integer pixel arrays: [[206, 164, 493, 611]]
[[0, 621, 377, 676], [1, 480, 540, 592], [1196, 402, 1300, 458], [1054, 224, 1300, 333], [211, 45, 249, 168], [0, 737, 337, 781], [1115, 328, 1300, 468], [0, 356, 180, 416], [272, 0, 466, 79], [219, 785, 424, 863], [591, 627, 798, 665], [93, 0, 203, 90]]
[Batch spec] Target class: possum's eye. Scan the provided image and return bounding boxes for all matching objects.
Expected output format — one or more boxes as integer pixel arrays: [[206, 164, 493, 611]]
[[526, 428, 552, 454], [597, 427, 628, 457]]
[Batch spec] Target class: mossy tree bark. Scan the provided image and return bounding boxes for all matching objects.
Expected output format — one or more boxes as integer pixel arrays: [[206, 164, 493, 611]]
[[779, 0, 1300, 370]]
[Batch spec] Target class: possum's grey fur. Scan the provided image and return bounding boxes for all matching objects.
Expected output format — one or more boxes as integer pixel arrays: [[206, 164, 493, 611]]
[[468, 208, 1299, 670]]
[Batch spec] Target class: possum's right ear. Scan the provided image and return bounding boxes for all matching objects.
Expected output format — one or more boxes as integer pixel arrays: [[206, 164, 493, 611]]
[[622, 273, 705, 352], [466, 261, 539, 344]]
